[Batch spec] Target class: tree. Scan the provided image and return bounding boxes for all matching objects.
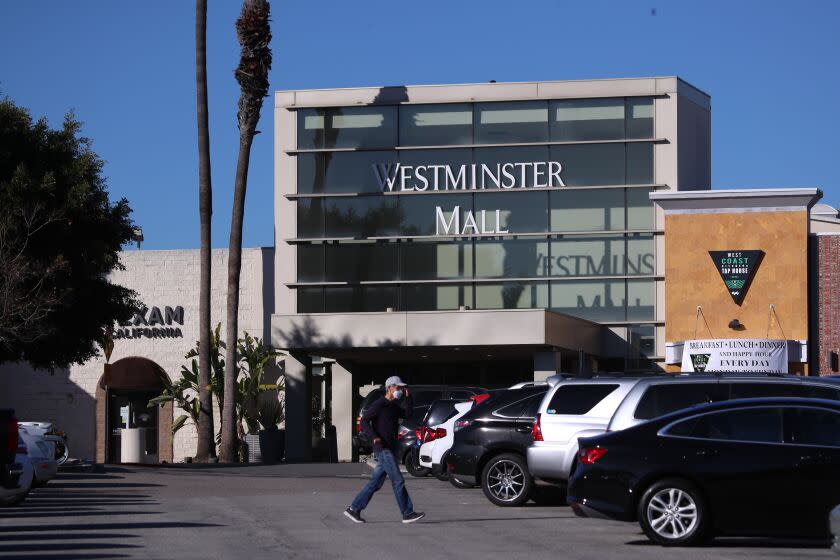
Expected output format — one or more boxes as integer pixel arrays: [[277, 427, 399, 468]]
[[194, 0, 216, 462], [0, 98, 138, 369], [219, 0, 272, 462]]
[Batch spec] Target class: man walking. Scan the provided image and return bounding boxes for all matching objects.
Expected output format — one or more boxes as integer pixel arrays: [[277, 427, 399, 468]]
[[345, 376, 425, 524]]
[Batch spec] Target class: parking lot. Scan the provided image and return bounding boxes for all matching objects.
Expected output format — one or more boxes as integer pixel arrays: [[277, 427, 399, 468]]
[[0, 464, 834, 560]]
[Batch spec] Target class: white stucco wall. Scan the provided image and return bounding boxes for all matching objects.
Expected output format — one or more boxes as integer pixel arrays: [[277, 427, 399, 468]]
[[0, 247, 273, 463]]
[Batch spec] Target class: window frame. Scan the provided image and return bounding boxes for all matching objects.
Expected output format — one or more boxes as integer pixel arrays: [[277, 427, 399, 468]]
[[658, 405, 788, 446]]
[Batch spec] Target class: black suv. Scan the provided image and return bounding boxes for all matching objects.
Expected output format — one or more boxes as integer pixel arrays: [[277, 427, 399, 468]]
[[353, 385, 485, 465], [446, 386, 548, 507]]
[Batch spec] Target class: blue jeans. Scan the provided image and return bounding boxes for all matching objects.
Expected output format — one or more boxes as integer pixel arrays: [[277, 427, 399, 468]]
[[350, 449, 414, 517]]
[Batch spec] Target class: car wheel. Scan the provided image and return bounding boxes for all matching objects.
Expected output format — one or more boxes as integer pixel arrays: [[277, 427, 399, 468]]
[[481, 453, 533, 507], [405, 448, 430, 478], [449, 476, 474, 489], [638, 478, 709, 546]]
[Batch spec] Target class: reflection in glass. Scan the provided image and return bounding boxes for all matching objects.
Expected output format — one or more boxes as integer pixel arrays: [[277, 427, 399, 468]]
[[626, 235, 655, 275], [550, 144, 624, 186], [626, 143, 653, 184], [325, 243, 398, 282], [475, 282, 548, 309], [627, 279, 655, 321], [402, 285, 474, 311], [324, 286, 398, 313], [550, 236, 625, 276], [297, 107, 397, 149], [550, 189, 625, 231], [297, 287, 324, 313], [297, 244, 324, 282], [399, 104, 473, 146], [475, 101, 549, 144], [297, 198, 325, 238], [551, 99, 624, 141], [401, 240, 473, 280], [626, 98, 654, 139], [627, 188, 655, 230], [474, 191, 549, 234], [474, 238, 549, 278], [550, 280, 626, 321], [298, 151, 397, 194], [323, 197, 400, 238]]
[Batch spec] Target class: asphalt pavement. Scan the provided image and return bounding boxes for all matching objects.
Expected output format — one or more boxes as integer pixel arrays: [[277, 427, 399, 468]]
[[0, 464, 834, 560]]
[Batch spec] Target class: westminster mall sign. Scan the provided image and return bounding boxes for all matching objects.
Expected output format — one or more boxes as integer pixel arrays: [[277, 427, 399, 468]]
[[371, 160, 565, 236]]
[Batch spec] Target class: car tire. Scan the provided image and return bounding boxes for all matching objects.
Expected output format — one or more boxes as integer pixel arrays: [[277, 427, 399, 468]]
[[449, 476, 474, 489], [405, 448, 430, 478], [638, 478, 710, 546], [481, 453, 533, 507]]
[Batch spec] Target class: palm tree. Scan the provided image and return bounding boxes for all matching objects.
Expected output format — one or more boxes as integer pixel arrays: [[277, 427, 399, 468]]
[[219, 0, 272, 462], [194, 0, 216, 461]]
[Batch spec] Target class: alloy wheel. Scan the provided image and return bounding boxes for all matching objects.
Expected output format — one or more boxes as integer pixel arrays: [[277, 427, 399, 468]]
[[486, 459, 525, 502], [646, 487, 698, 540]]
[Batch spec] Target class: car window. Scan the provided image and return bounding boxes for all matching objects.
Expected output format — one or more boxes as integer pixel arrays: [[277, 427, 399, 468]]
[[546, 384, 619, 415], [424, 401, 459, 426], [495, 393, 545, 419], [634, 383, 722, 420], [667, 408, 783, 443], [784, 407, 840, 447]]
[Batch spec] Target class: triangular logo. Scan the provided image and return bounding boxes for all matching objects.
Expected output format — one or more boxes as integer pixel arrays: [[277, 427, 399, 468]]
[[690, 354, 711, 373], [708, 250, 764, 305]]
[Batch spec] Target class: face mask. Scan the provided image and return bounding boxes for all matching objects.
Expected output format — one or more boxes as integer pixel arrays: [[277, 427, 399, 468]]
[[393, 390, 403, 399]]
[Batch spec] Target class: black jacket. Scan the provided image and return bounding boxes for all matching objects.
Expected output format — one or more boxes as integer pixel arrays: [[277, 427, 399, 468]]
[[361, 394, 413, 453]]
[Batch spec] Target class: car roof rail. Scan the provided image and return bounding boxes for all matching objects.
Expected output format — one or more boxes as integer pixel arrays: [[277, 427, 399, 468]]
[[680, 371, 795, 378]]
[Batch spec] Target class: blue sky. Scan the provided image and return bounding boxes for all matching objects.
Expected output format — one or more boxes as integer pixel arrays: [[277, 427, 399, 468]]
[[1, 1, 838, 250]]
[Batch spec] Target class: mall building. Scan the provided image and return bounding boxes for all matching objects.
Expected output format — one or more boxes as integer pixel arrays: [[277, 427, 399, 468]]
[[1, 77, 839, 465]]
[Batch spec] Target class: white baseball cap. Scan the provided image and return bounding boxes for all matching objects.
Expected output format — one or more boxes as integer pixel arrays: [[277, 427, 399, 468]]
[[384, 376, 407, 388]]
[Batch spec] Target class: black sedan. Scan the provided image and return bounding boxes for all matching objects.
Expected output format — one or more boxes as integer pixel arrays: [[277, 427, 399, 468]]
[[568, 397, 840, 546]]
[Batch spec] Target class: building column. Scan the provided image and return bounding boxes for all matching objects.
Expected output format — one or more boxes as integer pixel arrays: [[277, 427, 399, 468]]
[[331, 362, 353, 462], [284, 352, 312, 463], [533, 351, 561, 382]]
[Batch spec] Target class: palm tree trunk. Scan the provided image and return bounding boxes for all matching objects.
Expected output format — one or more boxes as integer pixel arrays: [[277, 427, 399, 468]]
[[219, 0, 272, 463], [194, 0, 215, 462]]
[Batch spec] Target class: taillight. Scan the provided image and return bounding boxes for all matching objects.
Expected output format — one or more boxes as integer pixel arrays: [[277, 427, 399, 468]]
[[435, 428, 446, 439], [532, 413, 543, 442], [356, 416, 362, 433], [6, 418, 17, 456], [470, 393, 490, 406], [454, 420, 471, 432], [415, 429, 421, 440], [579, 447, 608, 465], [397, 426, 410, 440]]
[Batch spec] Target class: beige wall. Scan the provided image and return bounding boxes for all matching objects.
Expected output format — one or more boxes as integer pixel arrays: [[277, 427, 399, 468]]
[[664, 210, 810, 373]]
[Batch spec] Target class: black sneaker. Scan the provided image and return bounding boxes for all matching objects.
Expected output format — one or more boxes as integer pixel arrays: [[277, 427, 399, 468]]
[[344, 508, 365, 523], [402, 511, 425, 524]]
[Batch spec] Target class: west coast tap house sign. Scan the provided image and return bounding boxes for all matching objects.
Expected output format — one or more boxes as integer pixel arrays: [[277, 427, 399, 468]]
[[114, 305, 185, 340], [709, 250, 764, 305], [372, 160, 565, 236]]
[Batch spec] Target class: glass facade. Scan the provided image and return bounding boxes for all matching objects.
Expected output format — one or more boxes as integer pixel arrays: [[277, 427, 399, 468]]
[[291, 96, 660, 330]]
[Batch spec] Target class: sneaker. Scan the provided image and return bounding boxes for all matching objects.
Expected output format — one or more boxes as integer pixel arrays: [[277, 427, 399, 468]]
[[402, 511, 425, 524], [344, 508, 365, 524]]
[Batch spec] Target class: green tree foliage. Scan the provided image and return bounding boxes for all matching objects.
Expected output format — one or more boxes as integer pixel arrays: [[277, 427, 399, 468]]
[[0, 97, 138, 369]]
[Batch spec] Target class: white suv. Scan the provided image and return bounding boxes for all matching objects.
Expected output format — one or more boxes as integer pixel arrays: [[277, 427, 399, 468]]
[[528, 374, 840, 483]]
